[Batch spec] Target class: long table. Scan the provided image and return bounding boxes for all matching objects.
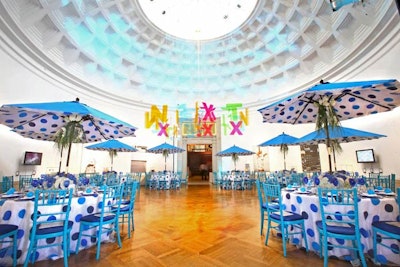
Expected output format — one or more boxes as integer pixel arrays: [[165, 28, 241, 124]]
[[0, 193, 111, 265], [281, 189, 399, 265]]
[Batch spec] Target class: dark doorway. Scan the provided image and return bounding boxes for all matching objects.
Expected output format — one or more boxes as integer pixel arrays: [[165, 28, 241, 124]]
[[187, 144, 212, 177]]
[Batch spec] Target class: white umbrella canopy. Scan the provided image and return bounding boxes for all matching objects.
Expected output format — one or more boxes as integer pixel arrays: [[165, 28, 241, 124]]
[[0, 98, 138, 171], [257, 79, 400, 172]]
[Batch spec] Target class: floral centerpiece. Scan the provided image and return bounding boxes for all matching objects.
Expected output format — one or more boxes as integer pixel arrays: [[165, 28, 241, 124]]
[[316, 171, 366, 192], [31, 172, 77, 190]]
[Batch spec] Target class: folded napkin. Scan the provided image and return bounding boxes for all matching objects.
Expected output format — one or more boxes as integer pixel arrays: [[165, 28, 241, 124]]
[[376, 186, 383, 191], [99, 185, 107, 191], [6, 188, 15, 195], [299, 187, 307, 192], [26, 191, 34, 197], [384, 188, 392, 194], [85, 188, 93, 194], [367, 189, 375, 195]]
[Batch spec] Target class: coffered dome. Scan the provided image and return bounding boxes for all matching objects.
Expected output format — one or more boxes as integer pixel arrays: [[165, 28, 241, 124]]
[[0, 0, 398, 109]]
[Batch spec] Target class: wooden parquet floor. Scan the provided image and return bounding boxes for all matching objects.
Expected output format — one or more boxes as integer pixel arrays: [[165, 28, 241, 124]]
[[28, 182, 377, 267]]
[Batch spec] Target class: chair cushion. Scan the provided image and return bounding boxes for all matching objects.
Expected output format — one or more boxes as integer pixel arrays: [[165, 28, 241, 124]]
[[80, 213, 115, 223], [36, 220, 73, 235], [316, 220, 355, 235], [0, 224, 18, 235], [372, 221, 400, 234], [270, 211, 303, 221]]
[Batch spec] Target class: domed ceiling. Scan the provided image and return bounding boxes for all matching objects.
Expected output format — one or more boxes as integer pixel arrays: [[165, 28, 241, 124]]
[[0, 0, 398, 110]]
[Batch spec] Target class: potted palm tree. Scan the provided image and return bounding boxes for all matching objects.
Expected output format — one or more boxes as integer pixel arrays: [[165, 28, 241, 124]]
[[232, 153, 239, 171], [314, 96, 341, 173], [280, 143, 289, 170], [54, 114, 84, 172]]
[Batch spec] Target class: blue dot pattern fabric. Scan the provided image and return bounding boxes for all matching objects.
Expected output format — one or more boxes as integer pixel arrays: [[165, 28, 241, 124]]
[[0, 194, 109, 266], [281, 191, 399, 265], [0, 100, 137, 142], [258, 79, 400, 124]]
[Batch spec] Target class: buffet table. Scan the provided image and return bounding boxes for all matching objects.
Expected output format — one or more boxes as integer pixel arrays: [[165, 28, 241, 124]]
[[281, 190, 399, 265], [0, 193, 111, 265]]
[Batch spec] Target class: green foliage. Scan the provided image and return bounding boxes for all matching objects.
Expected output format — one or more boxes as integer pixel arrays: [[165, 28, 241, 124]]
[[162, 149, 169, 159], [54, 120, 84, 151], [280, 143, 288, 155]]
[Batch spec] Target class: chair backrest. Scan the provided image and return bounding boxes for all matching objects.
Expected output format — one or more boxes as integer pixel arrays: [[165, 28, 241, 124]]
[[126, 181, 139, 209], [19, 175, 33, 190], [31, 188, 73, 237], [100, 184, 125, 220], [317, 188, 360, 233], [262, 182, 284, 219], [255, 180, 265, 208], [397, 187, 400, 210], [378, 174, 396, 192], [1, 176, 14, 193]]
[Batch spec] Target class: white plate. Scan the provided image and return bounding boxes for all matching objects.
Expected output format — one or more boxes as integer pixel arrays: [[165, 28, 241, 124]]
[[1, 194, 21, 198], [296, 190, 311, 194], [377, 192, 396, 196], [361, 193, 378, 197], [284, 188, 296, 191], [19, 196, 35, 200]]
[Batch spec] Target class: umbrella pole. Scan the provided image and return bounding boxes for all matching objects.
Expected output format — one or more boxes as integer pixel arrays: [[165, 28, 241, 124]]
[[164, 156, 167, 171], [66, 142, 72, 172], [333, 146, 337, 171], [58, 147, 63, 173], [111, 153, 114, 171], [283, 152, 286, 170]]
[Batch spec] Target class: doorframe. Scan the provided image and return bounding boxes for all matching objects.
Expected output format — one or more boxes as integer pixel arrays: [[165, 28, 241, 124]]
[[178, 118, 221, 179]]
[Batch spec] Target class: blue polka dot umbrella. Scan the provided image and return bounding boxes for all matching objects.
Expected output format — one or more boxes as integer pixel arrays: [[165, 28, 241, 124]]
[[258, 79, 400, 124], [257, 79, 400, 172], [0, 98, 138, 170]]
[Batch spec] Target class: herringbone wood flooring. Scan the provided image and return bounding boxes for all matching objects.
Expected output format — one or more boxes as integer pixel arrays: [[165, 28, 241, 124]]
[[28, 182, 379, 267]]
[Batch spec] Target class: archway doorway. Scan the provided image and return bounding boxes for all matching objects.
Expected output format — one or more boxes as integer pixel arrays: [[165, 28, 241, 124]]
[[187, 144, 212, 183]]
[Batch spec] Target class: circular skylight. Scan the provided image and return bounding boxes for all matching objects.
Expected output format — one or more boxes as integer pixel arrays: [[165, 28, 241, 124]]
[[138, 0, 258, 40]]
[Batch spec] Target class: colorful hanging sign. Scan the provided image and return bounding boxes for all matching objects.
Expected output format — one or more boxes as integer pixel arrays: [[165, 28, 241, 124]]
[[144, 102, 249, 137]]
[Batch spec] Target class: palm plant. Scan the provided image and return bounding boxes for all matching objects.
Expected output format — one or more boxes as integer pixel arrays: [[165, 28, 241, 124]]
[[314, 96, 341, 172], [232, 153, 239, 171], [280, 143, 289, 170], [54, 114, 84, 171]]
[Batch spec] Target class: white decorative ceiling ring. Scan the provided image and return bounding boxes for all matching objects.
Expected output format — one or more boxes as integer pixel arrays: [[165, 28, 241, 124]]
[[0, 0, 398, 109]]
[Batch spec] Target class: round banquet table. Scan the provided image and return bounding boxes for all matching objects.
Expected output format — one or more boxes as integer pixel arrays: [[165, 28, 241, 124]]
[[281, 190, 400, 265], [0, 193, 112, 265]]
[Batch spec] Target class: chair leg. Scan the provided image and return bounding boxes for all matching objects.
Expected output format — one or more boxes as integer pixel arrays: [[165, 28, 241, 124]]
[[127, 213, 131, 239], [12, 232, 17, 267], [115, 221, 122, 248], [372, 229, 378, 264], [265, 220, 272, 245], [63, 232, 69, 267], [260, 211, 264, 235], [357, 240, 367, 267], [281, 224, 287, 257], [75, 226, 82, 255], [302, 222, 308, 252], [323, 236, 328, 267], [23, 238, 35, 267]]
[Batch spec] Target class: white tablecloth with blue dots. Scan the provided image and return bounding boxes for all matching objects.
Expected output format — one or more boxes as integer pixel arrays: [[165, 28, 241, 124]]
[[0, 194, 112, 265], [281, 191, 399, 265]]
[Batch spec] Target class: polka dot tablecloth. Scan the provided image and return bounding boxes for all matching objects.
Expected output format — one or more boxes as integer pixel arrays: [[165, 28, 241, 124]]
[[281, 190, 400, 265], [0, 194, 112, 265]]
